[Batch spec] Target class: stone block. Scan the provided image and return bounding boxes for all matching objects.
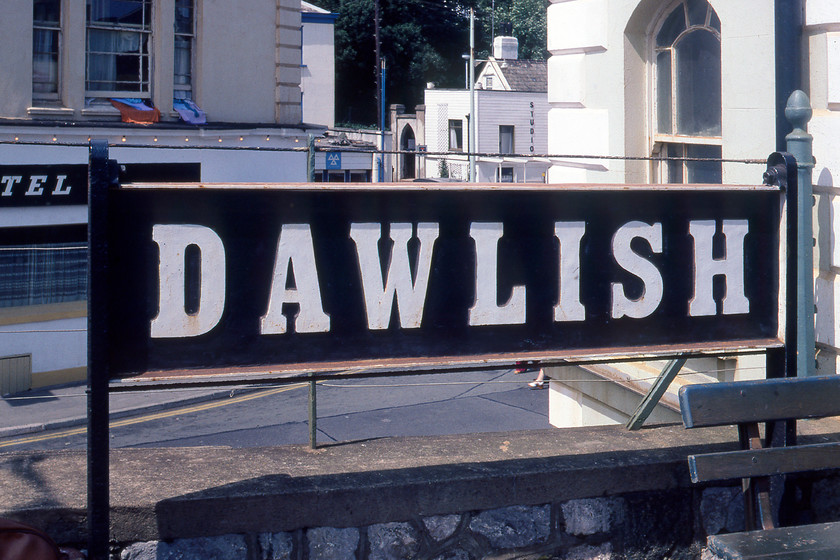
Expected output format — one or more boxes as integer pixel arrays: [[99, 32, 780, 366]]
[[259, 532, 294, 560], [469, 505, 550, 549], [120, 535, 248, 560], [565, 542, 613, 559], [700, 487, 744, 535], [422, 514, 461, 542], [562, 497, 624, 536], [307, 527, 359, 560], [367, 522, 420, 560]]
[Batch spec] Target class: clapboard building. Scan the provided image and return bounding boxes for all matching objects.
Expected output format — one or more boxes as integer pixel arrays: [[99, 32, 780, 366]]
[[392, 36, 550, 183]]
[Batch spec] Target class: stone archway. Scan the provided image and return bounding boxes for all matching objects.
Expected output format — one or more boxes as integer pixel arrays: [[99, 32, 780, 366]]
[[400, 125, 416, 179]]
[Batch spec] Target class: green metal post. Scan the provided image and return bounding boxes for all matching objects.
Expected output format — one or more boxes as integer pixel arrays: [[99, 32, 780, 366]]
[[307, 134, 315, 182], [309, 375, 317, 449], [785, 90, 816, 377]]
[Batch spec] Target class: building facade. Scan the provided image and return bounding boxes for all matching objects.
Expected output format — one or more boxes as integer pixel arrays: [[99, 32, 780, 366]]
[[544, 0, 840, 426], [0, 0, 325, 392], [416, 37, 550, 183], [302, 1, 337, 128]]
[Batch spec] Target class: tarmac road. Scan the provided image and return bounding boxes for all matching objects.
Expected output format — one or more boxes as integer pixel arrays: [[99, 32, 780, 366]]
[[0, 368, 550, 451]]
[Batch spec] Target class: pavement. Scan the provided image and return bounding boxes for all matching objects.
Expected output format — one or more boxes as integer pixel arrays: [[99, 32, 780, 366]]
[[0, 381, 235, 439], [0, 367, 548, 442]]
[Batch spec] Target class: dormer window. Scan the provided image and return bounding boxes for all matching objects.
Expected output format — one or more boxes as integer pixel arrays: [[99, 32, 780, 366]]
[[486, 76, 493, 89]]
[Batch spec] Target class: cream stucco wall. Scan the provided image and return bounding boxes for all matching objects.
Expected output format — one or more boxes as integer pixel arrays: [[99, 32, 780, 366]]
[[302, 18, 336, 128], [0, 0, 34, 117], [0, 0, 303, 125], [546, 0, 776, 185], [198, 0, 300, 124], [807, 3, 840, 375]]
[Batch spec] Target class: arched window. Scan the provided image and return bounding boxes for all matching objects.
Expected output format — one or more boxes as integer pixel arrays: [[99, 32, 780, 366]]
[[652, 0, 721, 183]]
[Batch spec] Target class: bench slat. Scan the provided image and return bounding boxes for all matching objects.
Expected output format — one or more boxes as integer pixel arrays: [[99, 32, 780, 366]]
[[687, 441, 840, 483], [679, 376, 840, 428], [707, 521, 840, 559]]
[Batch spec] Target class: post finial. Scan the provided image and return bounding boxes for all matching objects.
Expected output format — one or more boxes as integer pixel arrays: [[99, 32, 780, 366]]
[[785, 90, 813, 132]]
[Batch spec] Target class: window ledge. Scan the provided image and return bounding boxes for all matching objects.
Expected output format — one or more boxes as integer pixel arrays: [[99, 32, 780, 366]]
[[0, 300, 87, 327], [27, 106, 75, 117], [81, 105, 121, 117]]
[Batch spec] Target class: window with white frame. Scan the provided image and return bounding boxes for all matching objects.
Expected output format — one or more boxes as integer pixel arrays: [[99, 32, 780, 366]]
[[85, 0, 152, 96], [33, 0, 61, 100], [448, 119, 463, 151], [174, 0, 195, 100], [652, 0, 721, 183]]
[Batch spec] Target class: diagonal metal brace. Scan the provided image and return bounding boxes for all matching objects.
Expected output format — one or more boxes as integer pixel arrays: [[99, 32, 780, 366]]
[[625, 356, 687, 430]]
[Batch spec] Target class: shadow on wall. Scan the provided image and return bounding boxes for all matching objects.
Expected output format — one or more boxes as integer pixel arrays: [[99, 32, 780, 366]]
[[815, 167, 837, 374]]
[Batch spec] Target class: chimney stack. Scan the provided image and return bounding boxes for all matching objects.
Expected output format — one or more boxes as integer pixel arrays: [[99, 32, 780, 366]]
[[493, 36, 519, 60]]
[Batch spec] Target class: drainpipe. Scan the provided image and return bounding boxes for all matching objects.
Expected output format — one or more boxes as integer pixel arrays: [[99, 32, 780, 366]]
[[775, 0, 803, 151]]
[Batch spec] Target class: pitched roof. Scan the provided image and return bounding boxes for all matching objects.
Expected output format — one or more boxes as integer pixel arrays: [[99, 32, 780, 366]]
[[301, 1, 329, 14], [495, 59, 547, 93]]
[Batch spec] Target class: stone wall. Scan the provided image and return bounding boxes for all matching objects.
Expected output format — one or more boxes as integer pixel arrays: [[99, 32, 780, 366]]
[[4, 424, 840, 560]]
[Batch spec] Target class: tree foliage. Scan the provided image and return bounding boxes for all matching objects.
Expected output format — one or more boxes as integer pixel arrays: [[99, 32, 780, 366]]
[[315, 0, 548, 127]]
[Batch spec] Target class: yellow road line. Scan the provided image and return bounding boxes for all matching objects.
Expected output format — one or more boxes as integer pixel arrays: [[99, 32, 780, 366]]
[[0, 383, 307, 449]]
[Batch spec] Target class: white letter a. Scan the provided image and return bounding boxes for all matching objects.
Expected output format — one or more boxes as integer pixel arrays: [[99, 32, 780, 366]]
[[261, 224, 330, 334]]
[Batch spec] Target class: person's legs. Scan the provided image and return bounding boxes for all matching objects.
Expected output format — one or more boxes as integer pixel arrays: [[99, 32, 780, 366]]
[[528, 368, 546, 389]]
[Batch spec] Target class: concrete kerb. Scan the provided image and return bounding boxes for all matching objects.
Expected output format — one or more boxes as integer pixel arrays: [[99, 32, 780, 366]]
[[0, 385, 240, 439]]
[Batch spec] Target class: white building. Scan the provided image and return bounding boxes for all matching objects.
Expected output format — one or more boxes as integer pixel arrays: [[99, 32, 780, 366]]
[[0, 0, 330, 393], [302, 1, 337, 128], [393, 36, 550, 183], [543, 0, 840, 426]]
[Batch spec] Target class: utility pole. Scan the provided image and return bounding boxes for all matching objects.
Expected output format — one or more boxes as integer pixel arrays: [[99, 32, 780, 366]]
[[469, 7, 476, 182], [374, 0, 382, 182], [375, 0, 381, 132]]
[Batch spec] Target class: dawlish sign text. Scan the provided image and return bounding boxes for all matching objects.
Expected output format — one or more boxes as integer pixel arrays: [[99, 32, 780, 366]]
[[99, 184, 781, 378]]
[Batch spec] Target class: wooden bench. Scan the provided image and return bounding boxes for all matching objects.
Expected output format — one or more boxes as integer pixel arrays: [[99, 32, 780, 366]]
[[679, 375, 840, 559]]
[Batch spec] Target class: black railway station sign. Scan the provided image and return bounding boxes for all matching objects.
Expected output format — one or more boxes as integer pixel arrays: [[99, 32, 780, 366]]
[[84, 142, 791, 560], [92, 169, 782, 383]]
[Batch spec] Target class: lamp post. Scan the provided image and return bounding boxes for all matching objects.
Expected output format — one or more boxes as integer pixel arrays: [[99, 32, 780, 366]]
[[469, 7, 476, 182], [461, 54, 470, 90]]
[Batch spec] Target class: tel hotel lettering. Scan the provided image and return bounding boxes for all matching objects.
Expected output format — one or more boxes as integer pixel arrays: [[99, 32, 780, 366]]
[[99, 184, 781, 377], [0, 165, 87, 206]]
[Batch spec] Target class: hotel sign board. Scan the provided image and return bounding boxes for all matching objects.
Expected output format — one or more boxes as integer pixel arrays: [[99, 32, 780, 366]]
[[0, 164, 88, 206], [94, 179, 782, 382]]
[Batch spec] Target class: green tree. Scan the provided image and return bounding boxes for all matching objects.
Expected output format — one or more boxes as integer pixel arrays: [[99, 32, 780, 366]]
[[316, 0, 548, 127], [476, 0, 549, 60]]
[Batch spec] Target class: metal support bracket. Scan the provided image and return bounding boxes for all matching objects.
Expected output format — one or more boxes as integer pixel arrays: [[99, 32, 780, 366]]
[[625, 357, 687, 431]]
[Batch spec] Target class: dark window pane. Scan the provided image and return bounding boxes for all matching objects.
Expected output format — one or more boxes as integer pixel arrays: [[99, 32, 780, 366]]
[[667, 144, 683, 184], [499, 125, 514, 154], [449, 120, 463, 151], [34, 0, 60, 25], [175, 0, 194, 34], [686, 144, 722, 183], [656, 50, 672, 134], [675, 29, 721, 136], [656, 3, 685, 47], [33, 29, 59, 94], [87, 0, 150, 28], [686, 0, 709, 27], [709, 10, 721, 32]]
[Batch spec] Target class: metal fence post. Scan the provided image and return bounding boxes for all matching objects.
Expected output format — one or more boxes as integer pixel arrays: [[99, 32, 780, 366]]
[[307, 134, 315, 182], [88, 140, 116, 559], [785, 90, 816, 377], [309, 374, 317, 449]]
